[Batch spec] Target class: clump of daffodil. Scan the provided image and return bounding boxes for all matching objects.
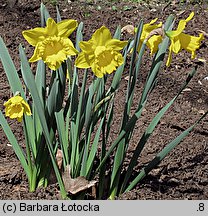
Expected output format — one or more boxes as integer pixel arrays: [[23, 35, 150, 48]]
[[136, 18, 163, 55], [166, 12, 204, 66], [4, 95, 32, 122], [75, 26, 128, 78], [22, 18, 78, 70]]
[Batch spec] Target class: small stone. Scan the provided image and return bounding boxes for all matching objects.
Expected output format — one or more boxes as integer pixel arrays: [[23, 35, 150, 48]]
[[197, 98, 203, 103], [198, 110, 205, 115]]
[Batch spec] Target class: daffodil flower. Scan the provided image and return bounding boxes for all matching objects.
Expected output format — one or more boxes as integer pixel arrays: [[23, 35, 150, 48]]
[[4, 95, 32, 122], [75, 26, 128, 78], [166, 12, 204, 66], [22, 18, 78, 70], [136, 18, 163, 55]]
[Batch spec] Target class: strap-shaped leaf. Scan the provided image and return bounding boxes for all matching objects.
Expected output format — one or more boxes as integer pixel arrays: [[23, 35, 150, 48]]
[[0, 111, 29, 177], [121, 66, 198, 193], [86, 117, 104, 178], [19, 44, 67, 198], [125, 110, 208, 192], [55, 109, 69, 168], [0, 37, 24, 96], [40, 3, 50, 27]]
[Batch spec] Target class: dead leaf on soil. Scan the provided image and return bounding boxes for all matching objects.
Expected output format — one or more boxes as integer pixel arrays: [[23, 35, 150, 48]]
[[145, 27, 164, 41], [62, 165, 97, 195], [182, 87, 192, 93], [121, 25, 135, 35], [197, 30, 208, 38], [56, 149, 63, 170], [198, 110, 205, 115]]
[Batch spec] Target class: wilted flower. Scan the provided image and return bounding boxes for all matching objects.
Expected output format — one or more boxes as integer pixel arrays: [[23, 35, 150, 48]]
[[166, 12, 204, 66], [136, 18, 163, 55], [22, 18, 78, 70], [75, 26, 127, 78], [4, 95, 32, 122]]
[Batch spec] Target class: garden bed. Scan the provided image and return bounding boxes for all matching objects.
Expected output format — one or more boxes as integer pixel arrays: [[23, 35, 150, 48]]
[[0, 0, 208, 199]]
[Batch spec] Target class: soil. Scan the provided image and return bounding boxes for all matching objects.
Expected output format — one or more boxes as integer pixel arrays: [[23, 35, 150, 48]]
[[0, 0, 208, 200]]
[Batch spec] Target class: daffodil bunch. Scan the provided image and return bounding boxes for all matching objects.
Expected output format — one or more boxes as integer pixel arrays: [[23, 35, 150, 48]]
[[133, 12, 204, 66], [0, 4, 207, 200]]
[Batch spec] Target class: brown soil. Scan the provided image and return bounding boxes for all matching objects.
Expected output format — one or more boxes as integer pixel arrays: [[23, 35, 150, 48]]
[[0, 0, 208, 200]]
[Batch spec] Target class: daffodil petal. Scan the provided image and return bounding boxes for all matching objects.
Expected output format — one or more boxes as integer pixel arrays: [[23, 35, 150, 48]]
[[149, 18, 158, 25], [144, 22, 162, 33], [172, 38, 181, 53], [22, 101, 32, 115], [46, 18, 58, 36], [29, 44, 42, 62], [180, 33, 204, 58], [186, 12, 194, 22], [106, 39, 127, 50], [166, 20, 187, 38], [67, 39, 79, 55], [57, 19, 78, 37], [176, 20, 187, 36], [92, 26, 112, 46], [91, 62, 104, 78], [5, 106, 11, 116], [147, 35, 163, 55], [75, 52, 91, 68], [17, 116, 23, 122], [166, 43, 173, 67], [166, 12, 194, 39], [22, 28, 47, 46], [3, 100, 11, 107], [79, 41, 94, 53]]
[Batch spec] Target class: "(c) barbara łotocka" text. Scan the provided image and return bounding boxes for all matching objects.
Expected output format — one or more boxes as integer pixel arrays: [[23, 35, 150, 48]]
[[18, 202, 99, 212]]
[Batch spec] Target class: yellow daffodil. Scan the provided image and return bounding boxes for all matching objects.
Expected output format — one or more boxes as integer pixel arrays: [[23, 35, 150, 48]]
[[136, 18, 163, 55], [166, 12, 204, 66], [22, 18, 78, 70], [4, 95, 32, 122], [75, 26, 128, 78]]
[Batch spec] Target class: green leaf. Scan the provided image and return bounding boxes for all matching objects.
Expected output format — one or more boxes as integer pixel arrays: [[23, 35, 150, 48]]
[[86, 118, 104, 178], [121, 20, 144, 129], [56, 5, 62, 22], [0, 37, 24, 97], [55, 109, 69, 168], [19, 44, 67, 198], [125, 110, 208, 192], [96, 15, 175, 192], [76, 22, 84, 52], [40, 3, 50, 27], [113, 25, 121, 39], [0, 111, 29, 178], [121, 66, 198, 193]]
